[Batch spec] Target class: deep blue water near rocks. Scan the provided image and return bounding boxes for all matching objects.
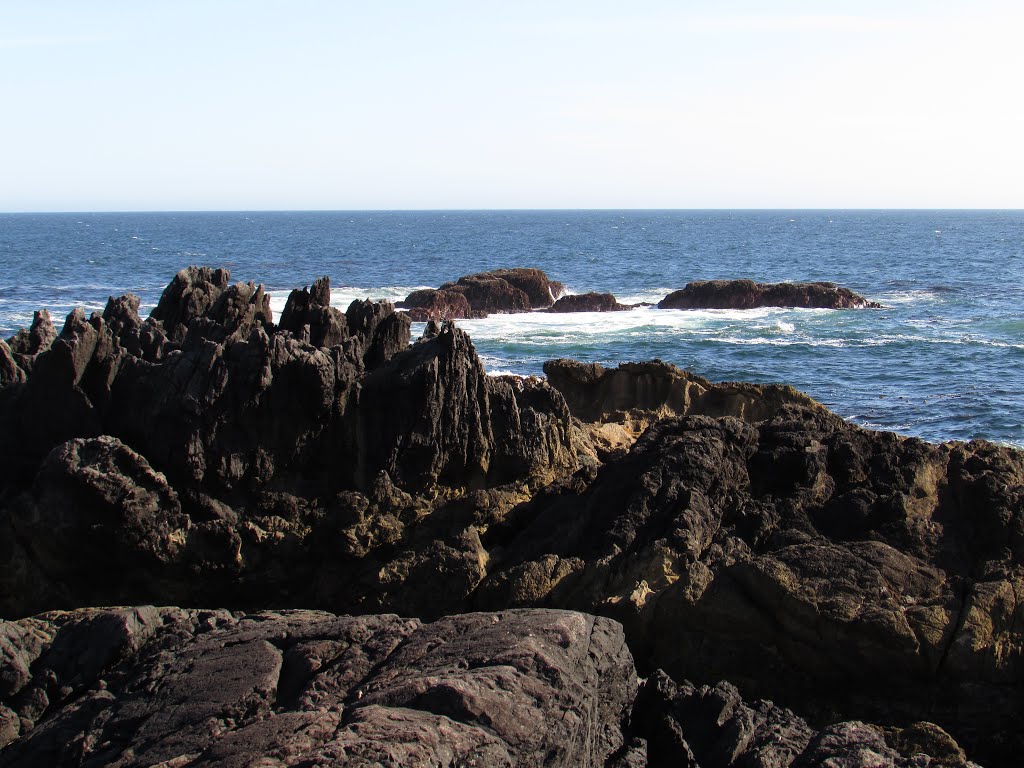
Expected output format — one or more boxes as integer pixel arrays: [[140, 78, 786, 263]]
[[1, 209, 1021, 446]]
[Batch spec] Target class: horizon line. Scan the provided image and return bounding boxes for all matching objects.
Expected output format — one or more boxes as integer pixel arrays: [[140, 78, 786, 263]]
[[4, 206, 1024, 215]]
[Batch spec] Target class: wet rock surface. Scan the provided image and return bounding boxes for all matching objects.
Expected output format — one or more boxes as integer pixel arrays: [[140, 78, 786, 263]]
[[658, 279, 881, 309], [2, 266, 1021, 767]]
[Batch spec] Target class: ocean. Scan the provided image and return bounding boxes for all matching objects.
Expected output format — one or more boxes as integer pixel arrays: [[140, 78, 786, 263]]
[[1, 210, 1021, 447]]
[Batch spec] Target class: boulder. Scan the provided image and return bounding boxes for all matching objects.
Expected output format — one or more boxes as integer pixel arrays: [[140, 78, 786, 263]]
[[0, 608, 635, 768], [546, 292, 629, 313], [397, 287, 483, 321], [658, 279, 881, 309], [398, 267, 566, 319]]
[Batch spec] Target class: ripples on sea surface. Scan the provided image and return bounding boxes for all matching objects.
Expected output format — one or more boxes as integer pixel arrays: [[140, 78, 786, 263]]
[[1, 210, 1021, 447]]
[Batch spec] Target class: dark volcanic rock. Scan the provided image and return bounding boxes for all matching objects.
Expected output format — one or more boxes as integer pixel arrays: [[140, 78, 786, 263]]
[[398, 267, 566, 319], [658, 279, 881, 310], [5, 310, 57, 376], [0, 342, 24, 387], [0, 607, 635, 768], [480, 267, 566, 308], [0, 270, 578, 619], [631, 671, 977, 768], [474, 405, 1024, 766], [277, 275, 349, 347], [2, 437, 189, 617], [2, 266, 1021, 766], [0, 607, 976, 767], [546, 292, 629, 313], [149, 266, 231, 342], [396, 287, 483, 322]]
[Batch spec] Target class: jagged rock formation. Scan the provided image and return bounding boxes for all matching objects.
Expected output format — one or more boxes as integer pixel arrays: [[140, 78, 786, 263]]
[[0, 606, 974, 767], [658, 279, 881, 309], [2, 266, 1020, 766], [397, 267, 566, 320], [546, 292, 631, 313], [0, 268, 577, 618]]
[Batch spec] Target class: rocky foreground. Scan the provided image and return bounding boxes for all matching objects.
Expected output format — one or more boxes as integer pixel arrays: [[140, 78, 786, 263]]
[[0, 607, 976, 766], [0, 267, 1020, 766]]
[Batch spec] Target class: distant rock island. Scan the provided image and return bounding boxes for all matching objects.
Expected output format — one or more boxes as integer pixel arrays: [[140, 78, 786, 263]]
[[0, 266, 1014, 767], [658, 278, 881, 309], [396, 267, 566, 320], [397, 270, 880, 319]]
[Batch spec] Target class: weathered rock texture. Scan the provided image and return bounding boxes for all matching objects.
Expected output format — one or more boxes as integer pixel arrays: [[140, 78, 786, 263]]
[[473, 387, 1024, 766], [397, 267, 566, 320], [658, 279, 881, 310], [2, 266, 1021, 767], [546, 292, 631, 313], [0, 606, 974, 767], [0, 607, 635, 767]]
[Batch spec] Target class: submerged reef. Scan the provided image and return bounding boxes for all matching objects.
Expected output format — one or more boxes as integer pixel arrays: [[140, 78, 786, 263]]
[[0, 266, 1018, 767]]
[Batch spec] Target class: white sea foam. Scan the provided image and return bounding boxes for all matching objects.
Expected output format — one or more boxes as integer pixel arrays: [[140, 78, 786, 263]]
[[876, 289, 945, 306]]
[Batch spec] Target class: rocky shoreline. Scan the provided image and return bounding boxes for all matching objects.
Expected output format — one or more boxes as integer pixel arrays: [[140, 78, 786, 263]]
[[1, 267, 1018, 767]]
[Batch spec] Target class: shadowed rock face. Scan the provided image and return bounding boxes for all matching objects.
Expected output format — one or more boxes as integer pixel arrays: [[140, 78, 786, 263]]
[[0, 269, 578, 618], [397, 267, 566, 320], [658, 279, 881, 309], [1, 266, 1021, 767], [0, 606, 976, 767]]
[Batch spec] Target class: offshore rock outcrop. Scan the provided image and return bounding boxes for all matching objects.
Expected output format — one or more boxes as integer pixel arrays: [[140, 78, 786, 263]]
[[397, 267, 566, 320], [0, 606, 975, 767], [659, 279, 881, 309], [1, 266, 1021, 766], [546, 292, 632, 313]]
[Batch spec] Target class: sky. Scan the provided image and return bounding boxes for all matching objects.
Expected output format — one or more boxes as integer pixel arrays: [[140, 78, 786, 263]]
[[2, 1, 1022, 211]]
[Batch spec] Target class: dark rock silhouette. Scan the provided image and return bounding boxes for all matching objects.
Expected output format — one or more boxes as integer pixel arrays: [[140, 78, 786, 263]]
[[0, 269, 577, 618], [398, 267, 565, 320], [546, 292, 630, 312], [659, 279, 881, 309]]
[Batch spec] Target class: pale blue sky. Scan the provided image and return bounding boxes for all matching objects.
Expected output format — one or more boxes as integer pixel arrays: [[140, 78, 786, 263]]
[[2, 1, 1022, 211]]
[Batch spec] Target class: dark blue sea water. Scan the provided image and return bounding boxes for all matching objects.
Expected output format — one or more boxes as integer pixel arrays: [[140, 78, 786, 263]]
[[1, 210, 1022, 447]]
